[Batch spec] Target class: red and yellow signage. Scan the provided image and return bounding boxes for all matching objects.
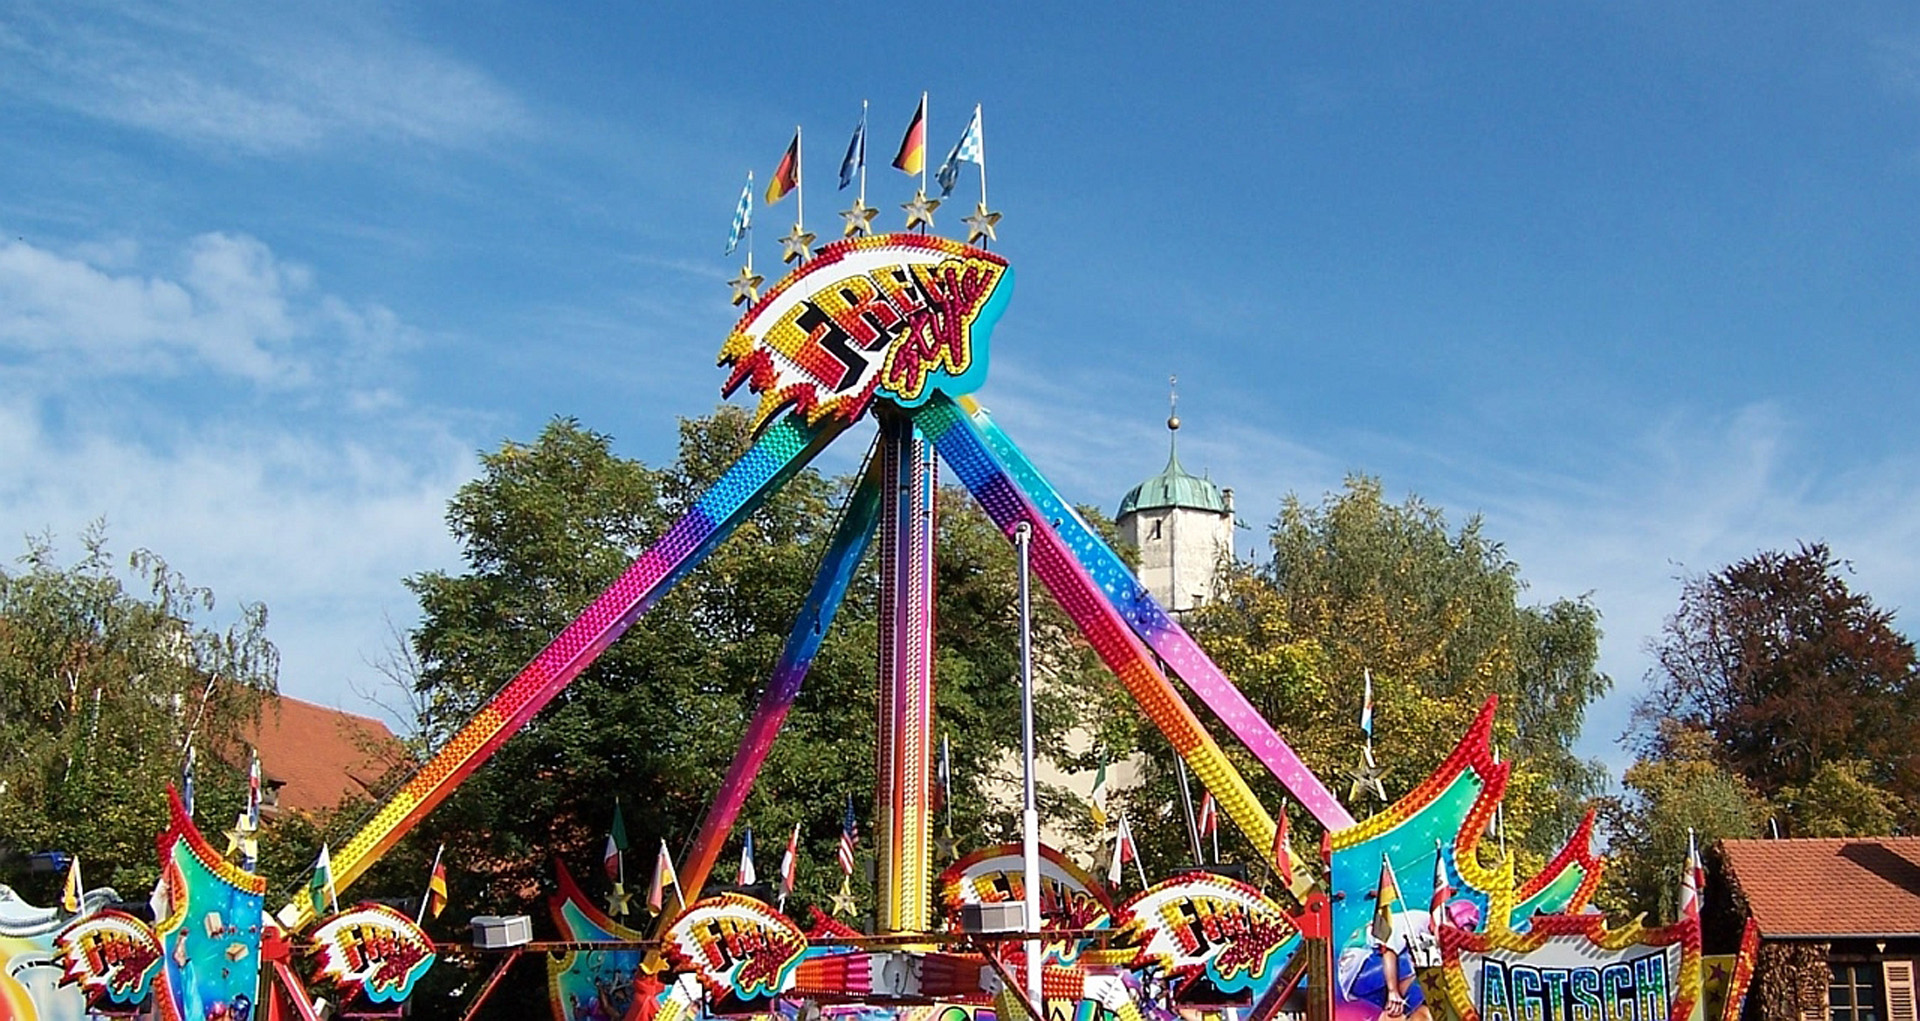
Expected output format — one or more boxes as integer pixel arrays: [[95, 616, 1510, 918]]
[[718, 234, 1012, 430], [663, 894, 808, 1003], [55, 909, 163, 1007], [1112, 873, 1297, 997], [309, 903, 437, 1003]]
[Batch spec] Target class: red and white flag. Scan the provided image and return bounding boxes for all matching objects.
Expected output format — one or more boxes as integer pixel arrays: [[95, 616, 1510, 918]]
[[1197, 792, 1218, 839], [1678, 829, 1703, 923], [647, 840, 679, 915], [1431, 840, 1455, 927], [1108, 815, 1138, 888], [736, 827, 757, 887], [779, 822, 800, 900]]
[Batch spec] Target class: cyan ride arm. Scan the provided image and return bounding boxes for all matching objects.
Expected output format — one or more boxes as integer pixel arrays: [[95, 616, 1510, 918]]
[[669, 441, 885, 910], [909, 397, 1283, 861], [949, 394, 1355, 831], [278, 412, 850, 929]]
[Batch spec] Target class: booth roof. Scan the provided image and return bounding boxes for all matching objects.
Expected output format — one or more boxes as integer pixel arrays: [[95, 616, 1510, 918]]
[[1721, 837, 1920, 939]]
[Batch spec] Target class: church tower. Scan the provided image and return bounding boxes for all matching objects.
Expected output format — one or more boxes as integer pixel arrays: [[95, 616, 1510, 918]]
[[1116, 382, 1236, 613]]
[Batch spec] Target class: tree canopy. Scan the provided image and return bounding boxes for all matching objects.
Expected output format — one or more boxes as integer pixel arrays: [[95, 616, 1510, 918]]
[[0, 528, 277, 896], [1629, 542, 1920, 837], [1083, 475, 1611, 881]]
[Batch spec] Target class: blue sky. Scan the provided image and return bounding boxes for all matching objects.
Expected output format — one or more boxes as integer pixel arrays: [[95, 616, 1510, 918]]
[[3, 1, 1918, 777]]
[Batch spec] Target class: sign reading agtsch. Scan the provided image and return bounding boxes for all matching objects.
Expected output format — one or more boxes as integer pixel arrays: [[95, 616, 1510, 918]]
[[1455, 936, 1689, 1021], [718, 235, 1012, 430]]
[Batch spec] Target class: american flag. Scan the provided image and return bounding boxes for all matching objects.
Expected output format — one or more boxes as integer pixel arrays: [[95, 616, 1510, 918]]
[[838, 797, 859, 876]]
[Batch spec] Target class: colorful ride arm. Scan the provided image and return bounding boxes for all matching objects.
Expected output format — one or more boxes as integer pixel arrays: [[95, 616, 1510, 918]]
[[911, 396, 1281, 858], [672, 445, 885, 906], [954, 394, 1355, 830], [279, 412, 847, 928]]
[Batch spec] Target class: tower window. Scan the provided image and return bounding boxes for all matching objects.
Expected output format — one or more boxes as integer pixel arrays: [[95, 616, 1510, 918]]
[[1149, 519, 1162, 540]]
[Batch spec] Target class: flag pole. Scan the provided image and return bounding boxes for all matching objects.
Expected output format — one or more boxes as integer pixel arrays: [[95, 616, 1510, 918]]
[[919, 91, 930, 194], [417, 842, 445, 926], [745, 170, 754, 277], [1173, 752, 1204, 867], [1015, 521, 1043, 1016], [859, 100, 869, 207], [975, 103, 988, 210], [795, 125, 804, 235]]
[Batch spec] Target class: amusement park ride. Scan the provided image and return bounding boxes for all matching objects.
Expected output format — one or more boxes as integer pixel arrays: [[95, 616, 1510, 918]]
[[1, 108, 1760, 1021]]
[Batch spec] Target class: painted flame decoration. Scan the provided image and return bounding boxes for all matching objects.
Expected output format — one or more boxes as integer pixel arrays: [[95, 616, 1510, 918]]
[[663, 894, 808, 1002], [309, 903, 438, 1003], [717, 234, 1012, 431], [1112, 873, 1297, 994], [938, 843, 1113, 965], [55, 909, 164, 1006]]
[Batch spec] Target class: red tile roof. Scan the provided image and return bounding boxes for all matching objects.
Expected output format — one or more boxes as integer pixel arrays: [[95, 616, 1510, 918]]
[[1720, 837, 1920, 938], [241, 695, 411, 815]]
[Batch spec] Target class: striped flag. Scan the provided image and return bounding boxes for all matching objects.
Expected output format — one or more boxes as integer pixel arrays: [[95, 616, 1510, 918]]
[[605, 801, 628, 882], [839, 109, 865, 190], [838, 797, 859, 875], [246, 747, 262, 829], [737, 827, 757, 887], [766, 131, 799, 205], [725, 173, 752, 255], [1371, 854, 1403, 943], [935, 104, 983, 197], [1197, 792, 1218, 839], [779, 822, 800, 901], [1088, 761, 1109, 827], [1273, 801, 1294, 881], [1360, 668, 1375, 738], [891, 94, 926, 175], [647, 839, 680, 915], [309, 844, 337, 917], [1108, 815, 1138, 888], [1679, 829, 1703, 923], [424, 845, 448, 921], [1431, 840, 1454, 927], [182, 744, 197, 817]]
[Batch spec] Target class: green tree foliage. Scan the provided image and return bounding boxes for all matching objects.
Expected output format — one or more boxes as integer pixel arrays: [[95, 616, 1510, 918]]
[[1635, 542, 1920, 833], [1775, 760, 1899, 838], [1084, 476, 1610, 881], [1596, 725, 1764, 921], [399, 410, 1102, 944], [0, 528, 277, 896]]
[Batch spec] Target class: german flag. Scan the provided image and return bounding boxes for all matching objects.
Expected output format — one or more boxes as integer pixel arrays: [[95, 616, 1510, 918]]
[[766, 131, 799, 204], [892, 94, 926, 175]]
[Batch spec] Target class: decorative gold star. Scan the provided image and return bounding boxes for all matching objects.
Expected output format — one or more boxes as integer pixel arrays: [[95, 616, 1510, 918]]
[[606, 881, 633, 918], [840, 198, 877, 238], [727, 264, 764, 306], [1346, 757, 1389, 803], [963, 204, 1002, 245], [902, 189, 941, 231], [224, 814, 258, 863], [829, 882, 858, 918], [778, 225, 816, 264], [934, 832, 958, 861]]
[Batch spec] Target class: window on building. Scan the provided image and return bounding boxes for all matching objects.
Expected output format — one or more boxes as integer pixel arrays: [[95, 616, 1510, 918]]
[[1833, 963, 1884, 1021], [1148, 519, 1162, 540]]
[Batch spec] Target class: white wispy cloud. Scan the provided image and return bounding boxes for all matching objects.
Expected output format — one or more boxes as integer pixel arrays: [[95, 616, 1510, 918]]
[[0, 232, 412, 386], [980, 359, 1920, 775], [0, 0, 530, 155], [0, 230, 473, 717]]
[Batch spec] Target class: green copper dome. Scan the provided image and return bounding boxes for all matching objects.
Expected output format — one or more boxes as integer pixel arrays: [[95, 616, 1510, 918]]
[[1117, 419, 1229, 517]]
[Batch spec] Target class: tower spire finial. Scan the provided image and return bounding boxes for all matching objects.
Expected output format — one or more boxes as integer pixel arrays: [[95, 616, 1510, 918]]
[[1168, 374, 1180, 432]]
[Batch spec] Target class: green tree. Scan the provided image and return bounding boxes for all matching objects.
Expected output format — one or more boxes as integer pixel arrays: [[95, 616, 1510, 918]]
[[1775, 760, 1899, 838], [0, 528, 277, 897], [1079, 476, 1610, 882], [1597, 724, 1765, 920], [397, 410, 1101, 953], [1636, 542, 1920, 832]]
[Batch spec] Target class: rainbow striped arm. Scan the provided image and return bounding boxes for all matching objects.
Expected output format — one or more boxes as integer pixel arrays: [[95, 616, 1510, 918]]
[[673, 446, 884, 906], [954, 395, 1355, 830], [279, 412, 846, 928], [911, 398, 1279, 855]]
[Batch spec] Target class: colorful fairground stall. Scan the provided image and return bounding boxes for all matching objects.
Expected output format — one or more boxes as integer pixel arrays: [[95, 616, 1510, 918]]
[[1712, 838, 1920, 1021], [0, 102, 1764, 1021]]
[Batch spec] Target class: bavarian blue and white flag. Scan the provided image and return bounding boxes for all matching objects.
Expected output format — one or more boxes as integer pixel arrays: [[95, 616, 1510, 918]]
[[726, 172, 753, 255], [935, 104, 983, 197]]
